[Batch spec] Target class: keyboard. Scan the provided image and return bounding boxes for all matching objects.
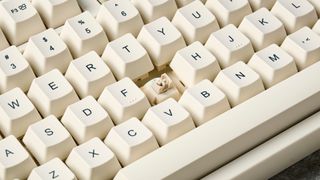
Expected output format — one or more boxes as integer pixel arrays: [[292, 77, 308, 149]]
[[0, 0, 319, 179]]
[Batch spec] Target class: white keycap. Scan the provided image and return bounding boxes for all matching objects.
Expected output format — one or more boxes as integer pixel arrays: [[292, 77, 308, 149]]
[[65, 51, 116, 99], [98, 77, 151, 124], [313, 20, 320, 35], [101, 33, 154, 81], [170, 41, 220, 87], [205, 24, 255, 68], [105, 117, 159, 166], [142, 98, 195, 145], [137, 17, 186, 70], [32, 0, 81, 28], [172, 0, 219, 44], [0, 28, 9, 51], [0, 0, 46, 45], [23, 115, 77, 164], [23, 28, 73, 76], [141, 73, 181, 105], [66, 137, 122, 180], [239, 8, 287, 50], [0, 88, 41, 138], [0, 135, 36, 180], [96, 0, 144, 40], [28, 158, 76, 180], [27, 69, 79, 118], [281, 27, 320, 70], [248, 44, 298, 88], [308, 0, 320, 15], [0, 46, 36, 93], [214, 61, 265, 106], [179, 79, 230, 126], [61, 96, 114, 144], [205, 0, 252, 27], [132, 0, 178, 23], [61, 11, 109, 58], [248, 0, 276, 11], [271, 0, 318, 34]]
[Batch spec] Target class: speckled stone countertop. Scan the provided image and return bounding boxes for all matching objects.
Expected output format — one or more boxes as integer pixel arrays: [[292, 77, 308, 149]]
[[270, 150, 320, 180]]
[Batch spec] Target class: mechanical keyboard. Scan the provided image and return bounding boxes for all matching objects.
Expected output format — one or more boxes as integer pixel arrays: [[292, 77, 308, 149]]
[[0, 0, 319, 179]]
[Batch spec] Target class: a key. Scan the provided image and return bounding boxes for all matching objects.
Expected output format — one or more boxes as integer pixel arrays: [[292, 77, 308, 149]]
[[312, 20, 320, 35], [175, 0, 193, 7], [214, 61, 265, 106], [65, 51, 116, 99], [142, 98, 195, 145], [61, 96, 114, 144], [28, 158, 76, 180], [205, 24, 255, 68], [248, 44, 298, 88], [0, 28, 9, 51], [102, 33, 154, 81], [307, 0, 320, 16], [0, 88, 41, 138], [0, 0, 46, 45], [96, 0, 144, 40], [23, 28, 73, 76], [0, 46, 36, 93], [281, 27, 320, 70], [132, 0, 177, 23], [0, 135, 36, 180], [98, 77, 151, 124], [239, 8, 287, 50], [172, 0, 219, 44], [179, 79, 230, 126], [104, 117, 159, 166], [170, 41, 220, 87], [66, 137, 122, 180], [205, 0, 252, 27], [271, 0, 317, 34], [137, 17, 186, 70], [23, 115, 77, 164], [248, 0, 276, 11], [32, 0, 81, 28], [60, 11, 109, 58], [27, 69, 79, 118]]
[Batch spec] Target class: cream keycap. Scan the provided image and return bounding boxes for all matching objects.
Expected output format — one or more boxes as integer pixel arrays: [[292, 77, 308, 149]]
[[96, 0, 144, 40], [205, 0, 252, 27], [172, 0, 219, 44], [312, 20, 320, 35], [101, 33, 154, 81], [61, 96, 114, 144], [0, 88, 41, 138], [23, 28, 73, 76], [0, 135, 36, 180], [205, 24, 254, 68], [32, 0, 81, 28], [104, 117, 159, 166], [0, 28, 9, 51], [65, 51, 116, 99], [27, 69, 79, 118], [132, 0, 177, 23], [281, 27, 320, 70], [248, 44, 298, 88], [239, 8, 287, 50], [137, 17, 186, 70], [0, 46, 36, 93], [271, 0, 317, 34], [214, 61, 265, 106], [142, 98, 195, 145], [66, 137, 122, 180], [248, 0, 276, 11], [23, 115, 77, 164], [0, 0, 46, 45], [28, 158, 76, 180], [98, 77, 151, 124], [308, 0, 320, 15], [179, 79, 230, 126], [61, 11, 109, 58], [170, 41, 220, 87]]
